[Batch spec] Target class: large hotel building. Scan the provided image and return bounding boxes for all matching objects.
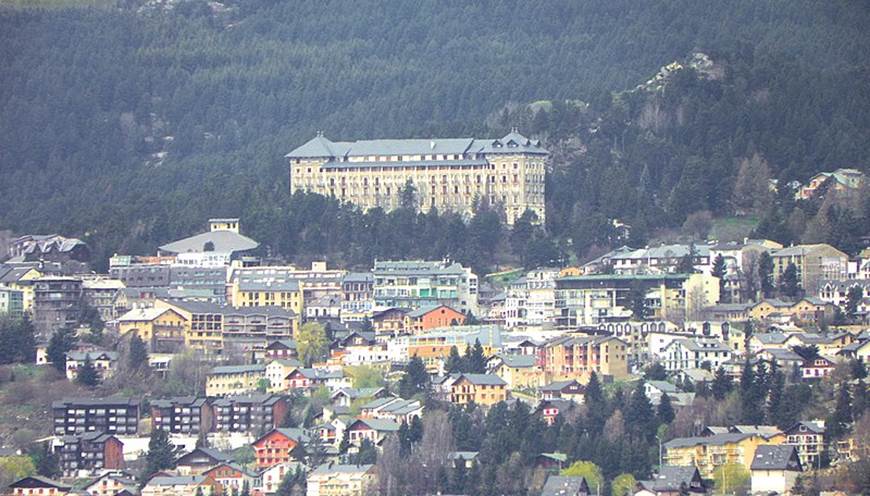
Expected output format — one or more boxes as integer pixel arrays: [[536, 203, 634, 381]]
[[286, 130, 548, 224]]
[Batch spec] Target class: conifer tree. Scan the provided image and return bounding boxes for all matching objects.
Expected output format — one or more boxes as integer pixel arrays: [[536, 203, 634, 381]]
[[657, 393, 675, 425], [711, 254, 728, 303], [468, 339, 487, 373], [143, 428, 176, 480], [446, 345, 464, 373], [779, 263, 801, 299], [47, 327, 76, 374], [76, 356, 100, 387], [711, 366, 732, 400], [758, 252, 775, 298], [828, 382, 853, 438], [128, 333, 149, 371]]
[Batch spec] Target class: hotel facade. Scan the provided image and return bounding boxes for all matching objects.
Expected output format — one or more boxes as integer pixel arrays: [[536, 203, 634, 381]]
[[286, 130, 548, 225]]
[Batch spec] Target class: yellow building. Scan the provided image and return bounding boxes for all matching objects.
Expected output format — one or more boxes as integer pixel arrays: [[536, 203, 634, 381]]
[[286, 130, 548, 225], [749, 298, 834, 322], [491, 354, 544, 389], [154, 299, 224, 356], [205, 363, 267, 397], [265, 359, 301, 392], [449, 373, 508, 406], [540, 335, 629, 383], [227, 272, 303, 314], [118, 307, 188, 352], [664, 433, 785, 478], [407, 325, 502, 372], [307, 464, 377, 496], [0, 266, 42, 312], [771, 244, 848, 291]]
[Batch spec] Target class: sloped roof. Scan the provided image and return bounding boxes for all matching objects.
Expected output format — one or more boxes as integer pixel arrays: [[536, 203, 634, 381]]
[[751, 445, 802, 471], [457, 373, 507, 386], [664, 433, 752, 449], [159, 230, 258, 254], [495, 353, 537, 368], [541, 475, 590, 496], [638, 466, 701, 492]]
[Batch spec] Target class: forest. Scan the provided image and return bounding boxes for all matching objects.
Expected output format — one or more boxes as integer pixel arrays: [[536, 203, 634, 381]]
[[1, 0, 869, 271]]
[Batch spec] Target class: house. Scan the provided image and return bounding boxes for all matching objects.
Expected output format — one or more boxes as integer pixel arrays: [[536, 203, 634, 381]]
[[538, 380, 586, 402], [539, 335, 629, 382], [265, 359, 303, 392], [330, 387, 388, 408], [838, 339, 870, 363], [536, 399, 577, 426], [540, 475, 590, 496], [202, 462, 257, 494], [750, 445, 803, 495], [749, 298, 836, 323], [796, 168, 864, 200], [344, 418, 400, 447], [205, 364, 267, 397], [175, 447, 233, 476], [489, 353, 544, 389], [658, 338, 732, 372], [56, 432, 124, 476], [32, 277, 84, 335], [8, 476, 71, 496], [357, 396, 423, 423], [118, 307, 188, 353], [83, 473, 137, 496], [404, 304, 466, 333], [340, 272, 374, 323], [151, 397, 213, 435], [636, 466, 706, 496], [644, 381, 682, 405], [257, 462, 304, 495], [757, 348, 805, 372], [449, 373, 508, 406], [371, 307, 410, 336], [447, 451, 478, 469], [533, 452, 567, 472], [211, 394, 288, 433], [51, 398, 139, 436], [141, 475, 220, 496], [306, 463, 376, 496], [784, 421, 826, 468], [663, 433, 782, 478], [801, 357, 835, 380], [265, 339, 298, 361], [284, 368, 349, 392], [64, 350, 119, 382], [252, 428, 309, 469]]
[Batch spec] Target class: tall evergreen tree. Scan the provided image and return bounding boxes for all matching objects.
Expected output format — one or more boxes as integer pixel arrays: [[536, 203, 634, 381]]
[[468, 339, 487, 373], [630, 282, 649, 320], [143, 429, 176, 480], [711, 366, 732, 400], [758, 252, 775, 298], [845, 286, 862, 321], [625, 380, 655, 439], [399, 355, 429, 398], [657, 393, 675, 425], [779, 263, 801, 299], [47, 327, 76, 374], [446, 345, 464, 373], [828, 382, 853, 438], [76, 356, 100, 387], [128, 333, 149, 370], [711, 254, 728, 303]]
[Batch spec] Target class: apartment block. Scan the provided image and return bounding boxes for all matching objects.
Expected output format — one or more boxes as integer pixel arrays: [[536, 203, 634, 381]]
[[56, 432, 124, 476], [539, 335, 629, 382], [51, 398, 139, 436], [151, 397, 213, 435], [211, 394, 288, 433], [372, 260, 478, 315]]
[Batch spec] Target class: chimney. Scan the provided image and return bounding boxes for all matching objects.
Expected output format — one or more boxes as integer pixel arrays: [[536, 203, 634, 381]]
[[430, 141, 435, 150]]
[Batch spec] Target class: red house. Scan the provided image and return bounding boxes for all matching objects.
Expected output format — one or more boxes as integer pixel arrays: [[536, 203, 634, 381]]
[[405, 305, 466, 333], [252, 428, 308, 469]]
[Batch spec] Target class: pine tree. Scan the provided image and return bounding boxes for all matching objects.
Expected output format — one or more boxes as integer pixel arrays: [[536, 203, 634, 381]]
[[469, 339, 487, 373], [779, 263, 801, 299], [845, 286, 862, 321], [711, 366, 732, 400], [828, 382, 853, 438], [47, 327, 76, 374], [630, 282, 649, 320], [446, 345, 464, 373], [657, 393, 675, 425], [128, 333, 149, 370], [586, 372, 604, 406], [766, 366, 785, 426], [711, 254, 728, 303], [625, 380, 655, 439], [399, 355, 429, 398], [758, 252, 775, 298], [76, 356, 100, 387], [143, 428, 176, 480]]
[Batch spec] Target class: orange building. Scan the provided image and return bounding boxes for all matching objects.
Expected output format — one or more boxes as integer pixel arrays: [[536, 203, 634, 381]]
[[252, 428, 308, 469], [539, 335, 628, 383], [405, 305, 466, 333]]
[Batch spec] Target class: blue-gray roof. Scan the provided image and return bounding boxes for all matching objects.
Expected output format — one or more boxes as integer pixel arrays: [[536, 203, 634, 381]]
[[159, 230, 258, 254], [751, 445, 802, 471], [457, 373, 507, 386], [541, 476, 590, 496]]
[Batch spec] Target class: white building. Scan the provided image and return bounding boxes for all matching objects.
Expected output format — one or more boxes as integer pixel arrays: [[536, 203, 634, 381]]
[[504, 268, 558, 329]]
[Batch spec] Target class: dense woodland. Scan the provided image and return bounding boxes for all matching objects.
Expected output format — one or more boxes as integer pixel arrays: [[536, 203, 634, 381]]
[[1, 0, 870, 272]]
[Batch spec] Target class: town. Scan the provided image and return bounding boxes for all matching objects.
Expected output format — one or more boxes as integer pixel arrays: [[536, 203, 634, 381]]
[[0, 137, 868, 496]]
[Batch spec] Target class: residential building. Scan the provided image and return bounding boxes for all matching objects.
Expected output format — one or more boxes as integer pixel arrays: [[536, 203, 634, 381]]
[[8, 234, 89, 267], [749, 297, 835, 323], [554, 273, 719, 327], [141, 476, 220, 496], [109, 260, 171, 288], [344, 418, 401, 446], [154, 299, 224, 356], [340, 272, 374, 322], [33, 277, 83, 335], [211, 394, 288, 433], [285, 368, 350, 392], [504, 268, 558, 328], [65, 351, 119, 382], [265, 359, 303, 392], [784, 421, 826, 468], [306, 463, 376, 496], [0, 265, 41, 312], [750, 445, 803, 495], [663, 433, 782, 478], [264, 339, 298, 361], [150, 397, 213, 435], [222, 306, 299, 350], [796, 168, 865, 200], [449, 373, 508, 406], [539, 335, 629, 382], [404, 304, 466, 333], [372, 260, 479, 315], [540, 475, 590, 496], [227, 268, 303, 314], [118, 307, 188, 353], [538, 380, 586, 402], [771, 244, 848, 292], [51, 398, 139, 436], [80, 277, 126, 323], [536, 398, 577, 426], [371, 307, 409, 336], [8, 476, 71, 496], [84, 473, 137, 496], [55, 432, 124, 476], [0, 287, 25, 317], [406, 325, 503, 371], [801, 356, 835, 380], [168, 266, 228, 303], [489, 353, 544, 389], [176, 447, 233, 475], [357, 396, 422, 423], [202, 462, 257, 494], [258, 462, 303, 495], [158, 218, 259, 267], [658, 338, 732, 372], [205, 364, 267, 396], [819, 279, 870, 313], [252, 428, 309, 469], [286, 130, 548, 226], [331, 387, 388, 408], [636, 466, 706, 496]]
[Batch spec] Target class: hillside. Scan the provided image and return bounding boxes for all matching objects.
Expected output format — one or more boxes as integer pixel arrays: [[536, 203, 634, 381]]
[[1, 0, 869, 268]]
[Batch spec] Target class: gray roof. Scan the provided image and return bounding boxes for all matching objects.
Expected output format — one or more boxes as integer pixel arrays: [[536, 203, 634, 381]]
[[664, 433, 752, 449], [639, 466, 702, 492], [647, 381, 681, 394], [209, 363, 266, 375], [236, 279, 299, 292], [147, 476, 207, 486], [540, 380, 582, 392], [342, 272, 374, 283], [322, 158, 489, 170], [373, 260, 467, 276], [751, 445, 802, 471], [447, 451, 479, 460], [457, 373, 507, 386], [541, 475, 590, 496], [159, 230, 258, 254], [151, 396, 208, 409], [67, 350, 119, 362], [495, 354, 537, 368], [310, 463, 374, 476], [350, 417, 401, 432]]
